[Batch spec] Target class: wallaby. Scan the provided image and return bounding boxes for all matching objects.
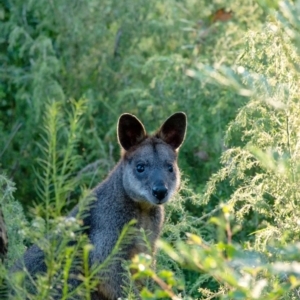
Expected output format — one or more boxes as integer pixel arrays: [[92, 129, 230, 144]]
[[12, 112, 187, 299]]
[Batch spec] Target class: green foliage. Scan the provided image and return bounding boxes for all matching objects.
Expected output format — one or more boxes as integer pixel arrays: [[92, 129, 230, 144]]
[[3, 0, 300, 299], [34, 99, 87, 218], [0, 174, 26, 300], [0, 174, 27, 266], [132, 208, 300, 299], [201, 0, 300, 246]]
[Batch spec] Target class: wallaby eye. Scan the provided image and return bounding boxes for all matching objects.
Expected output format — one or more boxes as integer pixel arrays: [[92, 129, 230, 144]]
[[136, 163, 145, 173], [167, 164, 173, 173]]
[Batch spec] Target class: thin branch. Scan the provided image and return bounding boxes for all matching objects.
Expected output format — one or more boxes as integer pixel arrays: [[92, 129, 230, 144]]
[[0, 123, 22, 158], [203, 290, 224, 300], [188, 206, 222, 224], [152, 274, 181, 300], [113, 28, 123, 58]]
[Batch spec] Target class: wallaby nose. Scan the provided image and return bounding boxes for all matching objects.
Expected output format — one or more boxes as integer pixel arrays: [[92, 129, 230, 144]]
[[152, 184, 168, 201]]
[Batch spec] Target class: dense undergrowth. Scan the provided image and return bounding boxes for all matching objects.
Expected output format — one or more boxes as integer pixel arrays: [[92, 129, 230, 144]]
[[1, 0, 300, 299]]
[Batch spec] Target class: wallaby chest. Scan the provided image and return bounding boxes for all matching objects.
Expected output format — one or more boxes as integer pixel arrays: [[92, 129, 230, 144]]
[[133, 205, 164, 254]]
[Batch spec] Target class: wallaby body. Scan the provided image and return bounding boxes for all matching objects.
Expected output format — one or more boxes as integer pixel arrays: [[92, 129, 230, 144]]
[[12, 112, 187, 299]]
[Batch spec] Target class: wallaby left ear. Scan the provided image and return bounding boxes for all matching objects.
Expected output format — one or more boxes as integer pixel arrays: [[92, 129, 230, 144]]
[[157, 112, 187, 150], [118, 113, 147, 151]]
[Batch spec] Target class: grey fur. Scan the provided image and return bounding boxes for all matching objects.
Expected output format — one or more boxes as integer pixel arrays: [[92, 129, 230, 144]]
[[12, 112, 187, 299]]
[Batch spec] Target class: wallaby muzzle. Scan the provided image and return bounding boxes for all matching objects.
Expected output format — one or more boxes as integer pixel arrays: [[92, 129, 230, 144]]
[[152, 181, 168, 203]]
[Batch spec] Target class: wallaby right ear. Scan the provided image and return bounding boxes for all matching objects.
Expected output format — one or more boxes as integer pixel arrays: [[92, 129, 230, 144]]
[[118, 113, 147, 151], [157, 112, 187, 150]]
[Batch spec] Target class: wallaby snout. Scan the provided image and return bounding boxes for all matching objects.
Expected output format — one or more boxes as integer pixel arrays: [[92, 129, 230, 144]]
[[152, 182, 168, 203]]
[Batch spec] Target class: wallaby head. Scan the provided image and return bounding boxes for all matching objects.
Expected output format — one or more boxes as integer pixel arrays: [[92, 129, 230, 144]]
[[118, 112, 186, 206]]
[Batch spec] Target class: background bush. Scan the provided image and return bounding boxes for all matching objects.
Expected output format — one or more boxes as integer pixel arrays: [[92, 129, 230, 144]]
[[2, 0, 300, 299]]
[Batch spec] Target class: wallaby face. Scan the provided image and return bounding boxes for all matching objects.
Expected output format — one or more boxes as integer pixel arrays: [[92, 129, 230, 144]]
[[118, 112, 186, 206], [122, 141, 178, 205]]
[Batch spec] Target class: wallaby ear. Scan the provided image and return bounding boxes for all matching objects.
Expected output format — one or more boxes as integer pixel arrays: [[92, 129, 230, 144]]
[[118, 113, 147, 151], [157, 112, 187, 150]]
